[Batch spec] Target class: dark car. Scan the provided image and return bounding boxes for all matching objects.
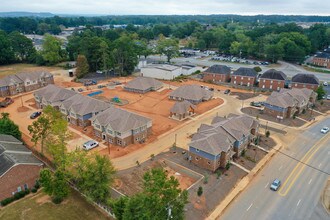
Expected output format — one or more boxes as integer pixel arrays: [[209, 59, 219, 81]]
[[4, 97, 13, 105], [30, 111, 42, 119], [224, 89, 231, 94], [250, 101, 262, 107], [209, 88, 214, 91]]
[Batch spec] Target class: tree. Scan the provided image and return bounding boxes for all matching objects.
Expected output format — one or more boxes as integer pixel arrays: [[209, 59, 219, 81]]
[[39, 168, 53, 195], [316, 84, 326, 100], [112, 168, 188, 220], [8, 31, 36, 62], [197, 186, 203, 196], [157, 38, 179, 62], [28, 116, 51, 154], [264, 43, 284, 63], [41, 34, 64, 65], [75, 55, 89, 78], [0, 112, 21, 140], [0, 31, 15, 65]]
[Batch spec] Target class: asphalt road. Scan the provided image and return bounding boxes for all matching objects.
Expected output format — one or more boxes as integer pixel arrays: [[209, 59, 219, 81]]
[[149, 56, 330, 82], [221, 117, 330, 220]]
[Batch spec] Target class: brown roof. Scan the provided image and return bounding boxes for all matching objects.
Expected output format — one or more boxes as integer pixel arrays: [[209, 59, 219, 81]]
[[169, 85, 213, 101], [124, 77, 163, 91]]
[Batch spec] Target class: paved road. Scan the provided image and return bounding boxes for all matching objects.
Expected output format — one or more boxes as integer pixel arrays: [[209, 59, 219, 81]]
[[149, 56, 330, 82], [221, 117, 330, 220]]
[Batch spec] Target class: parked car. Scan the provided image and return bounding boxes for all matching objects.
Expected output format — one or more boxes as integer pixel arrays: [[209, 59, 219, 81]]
[[250, 101, 262, 107], [97, 84, 106, 89], [30, 111, 42, 119], [224, 89, 231, 94], [113, 81, 122, 85], [209, 88, 214, 91], [327, 95, 330, 100], [320, 127, 329, 134], [82, 140, 99, 150], [4, 97, 13, 105], [78, 88, 84, 92], [323, 82, 328, 86], [84, 80, 97, 86], [270, 179, 281, 191]]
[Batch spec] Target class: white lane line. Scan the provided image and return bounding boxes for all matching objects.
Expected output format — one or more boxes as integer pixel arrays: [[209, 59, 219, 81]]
[[318, 163, 322, 168], [265, 182, 269, 188], [279, 165, 283, 171], [297, 199, 301, 206], [246, 203, 253, 211], [308, 179, 313, 185]]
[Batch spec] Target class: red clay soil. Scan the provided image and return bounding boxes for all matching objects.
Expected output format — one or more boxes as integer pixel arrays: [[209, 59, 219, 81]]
[[195, 98, 223, 114], [17, 106, 31, 112]]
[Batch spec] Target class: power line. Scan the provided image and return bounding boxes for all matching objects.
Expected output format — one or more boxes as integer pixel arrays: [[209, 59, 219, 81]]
[[274, 147, 330, 176]]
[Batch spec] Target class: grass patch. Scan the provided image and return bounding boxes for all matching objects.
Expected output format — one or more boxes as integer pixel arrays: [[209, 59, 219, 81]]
[[302, 65, 330, 74], [0, 63, 61, 77], [0, 189, 112, 220]]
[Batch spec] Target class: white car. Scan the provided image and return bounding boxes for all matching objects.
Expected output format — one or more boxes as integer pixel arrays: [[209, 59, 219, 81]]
[[82, 140, 99, 150], [327, 95, 330, 100], [321, 127, 329, 134], [323, 82, 328, 86]]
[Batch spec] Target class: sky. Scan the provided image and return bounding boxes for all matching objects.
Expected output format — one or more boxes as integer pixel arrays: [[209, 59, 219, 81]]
[[1, 0, 329, 16]]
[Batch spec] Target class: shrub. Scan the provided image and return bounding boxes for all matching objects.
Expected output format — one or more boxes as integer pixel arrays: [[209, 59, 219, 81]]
[[226, 161, 231, 170], [216, 170, 222, 179], [31, 188, 38, 193], [52, 196, 63, 204], [203, 174, 209, 184], [241, 149, 246, 157], [302, 109, 306, 114], [34, 180, 40, 189], [265, 130, 270, 138], [197, 186, 203, 196], [0, 197, 15, 206]]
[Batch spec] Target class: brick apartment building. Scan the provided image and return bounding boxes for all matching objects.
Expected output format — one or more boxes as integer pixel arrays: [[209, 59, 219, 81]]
[[0, 134, 43, 201], [0, 71, 54, 97], [312, 48, 330, 69], [203, 65, 231, 83], [259, 69, 287, 91], [231, 67, 257, 87], [290, 73, 319, 91]]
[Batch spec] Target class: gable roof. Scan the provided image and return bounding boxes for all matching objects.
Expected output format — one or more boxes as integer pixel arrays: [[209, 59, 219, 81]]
[[190, 115, 259, 156], [124, 77, 163, 91], [0, 75, 23, 87], [205, 65, 231, 75], [260, 69, 287, 80], [170, 100, 196, 115], [233, 67, 257, 77], [34, 84, 77, 105], [61, 94, 111, 116], [91, 106, 151, 133], [169, 85, 213, 101], [266, 88, 314, 108], [292, 73, 319, 85], [0, 135, 42, 177], [315, 52, 330, 59], [265, 92, 296, 108], [0, 71, 52, 87]]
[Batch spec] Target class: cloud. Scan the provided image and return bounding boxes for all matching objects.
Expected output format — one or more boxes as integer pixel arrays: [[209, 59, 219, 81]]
[[0, 0, 329, 15]]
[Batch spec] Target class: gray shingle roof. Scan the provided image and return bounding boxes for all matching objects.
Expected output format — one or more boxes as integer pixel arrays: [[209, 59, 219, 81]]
[[170, 100, 196, 115], [260, 69, 287, 80], [190, 115, 258, 156], [205, 65, 231, 75], [266, 88, 314, 108], [0, 71, 52, 87], [62, 94, 111, 116], [91, 106, 151, 133], [0, 75, 23, 87], [292, 73, 319, 85], [0, 134, 22, 144], [315, 52, 330, 59], [233, 67, 257, 77], [34, 84, 77, 105], [169, 85, 213, 102], [124, 77, 163, 91], [265, 92, 296, 108]]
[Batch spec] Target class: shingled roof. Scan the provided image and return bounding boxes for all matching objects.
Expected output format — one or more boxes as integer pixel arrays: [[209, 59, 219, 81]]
[[0, 71, 52, 87], [292, 73, 319, 85], [170, 100, 196, 115], [34, 84, 77, 105], [266, 88, 315, 108], [233, 67, 257, 77], [260, 69, 287, 80], [0, 75, 23, 87], [205, 65, 231, 75], [124, 77, 163, 91], [169, 85, 213, 102], [0, 135, 42, 177], [91, 106, 151, 133]]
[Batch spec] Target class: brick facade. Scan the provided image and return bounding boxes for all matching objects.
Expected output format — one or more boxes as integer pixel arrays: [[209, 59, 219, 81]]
[[259, 79, 285, 91], [231, 75, 256, 87], [189, 151, 229, 172], [0, 164, 42, 201], [290, 83, 318, 91], [312, 57, 330, 69], [203, 72, 230, 83]]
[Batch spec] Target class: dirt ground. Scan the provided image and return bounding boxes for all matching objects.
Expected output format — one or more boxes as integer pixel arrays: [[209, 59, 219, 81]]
[[234, 146, 268, 171], [114, 158, 198, 196], [314, 100, 330, 113], [230, 91, 261, 100], [0, 64, 61, 77], [241, 107, 307, 127]]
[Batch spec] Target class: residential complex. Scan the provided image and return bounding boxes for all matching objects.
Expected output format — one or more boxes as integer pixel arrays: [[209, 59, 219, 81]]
[[189, 115, 259, 172], [203, 64, 231, 83], [124, 77, 163, 93], [169, 84, 213, 104], [231, 67, 257, 87], [91, 107, 152, 147], [264, 88, 316, 119], [0, 134, 43, 201], [258, 69, 287, 91], [0, 71, 54, 97], [312, 48, 330, 69], [170, 100, 196, 120], [290, 73, 319, 90]]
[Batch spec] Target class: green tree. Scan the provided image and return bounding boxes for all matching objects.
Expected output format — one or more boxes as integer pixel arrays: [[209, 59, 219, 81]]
[[316, 84, 326, 100], [75, 54, 89, 79], [112, 168, 188, 220], [0, 112, 21, 140], [8, 31, 36, 62], [0, 30, 15, 64], [28, 116, 51, 154], [157, 38, 179, 62], [264, 43, 284, 63], [41, 34, 63, 65], [52, 168, 70, 203], [39, 168, 53, 195]]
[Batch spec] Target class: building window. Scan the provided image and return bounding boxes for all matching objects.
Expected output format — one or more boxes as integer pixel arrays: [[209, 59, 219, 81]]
[[241, 77, 243, 80], [207, 161, 211, 165], [263, 80, 266, 83], [262, 85, 265, 89], [195, 157, 199, 161], [24, 184, 28, 190], [117, 132, 121, 136], [117, 139, 122, 145], [17, 186, 22, 192], [234, 76, 237, 79], [109, 138, 113, 143], [107, 129, 113, 134], [271, 80, 273, 83], [196, 149, 200, 152]]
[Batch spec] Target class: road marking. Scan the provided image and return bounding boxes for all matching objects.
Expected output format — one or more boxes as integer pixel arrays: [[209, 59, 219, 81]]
[[318, 163, 322, 168], [278, 135, 329, 196], [308, 178, 313, 185], [297, 199, 301, 206], [265, 182, 269, 188], [246, 203, 253, 211], [279, 165, 283, 171]]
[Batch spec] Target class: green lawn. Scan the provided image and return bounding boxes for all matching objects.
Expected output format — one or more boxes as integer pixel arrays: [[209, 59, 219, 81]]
[[0, 63, 61, 77], [0, 189, 112, 220]]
